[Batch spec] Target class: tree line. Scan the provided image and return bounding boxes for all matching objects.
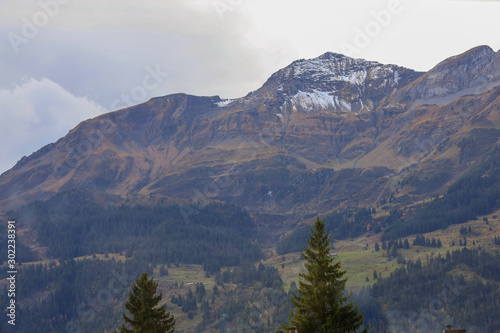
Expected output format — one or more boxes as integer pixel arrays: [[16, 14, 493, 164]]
[[382, 145, 500, 240], [10, 190, 262, 268], [356, 248, 500, 332], [276, 208, 376, 255], [0, 257, 149, 332]]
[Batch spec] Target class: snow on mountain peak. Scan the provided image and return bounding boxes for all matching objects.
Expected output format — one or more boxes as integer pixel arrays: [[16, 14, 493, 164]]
[[255, 52, 422, 116], [287, 53, 386, 83], [268, 54, 407, 113], [290, 90, 340, 113]]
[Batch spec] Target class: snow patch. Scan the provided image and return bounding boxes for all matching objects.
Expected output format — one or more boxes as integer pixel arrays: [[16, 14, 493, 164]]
[[291, 56, 379, 86], [341, 69, 367, 85], [217, 99, 234, 107], [291, 90, 335, 111], [394, 70, 400, 84], [290, 89, 352, 112]]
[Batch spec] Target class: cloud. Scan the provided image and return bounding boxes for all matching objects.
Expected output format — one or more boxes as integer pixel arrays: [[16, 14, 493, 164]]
[[0, 78, 107, 174], [0, 0, 294, 109]]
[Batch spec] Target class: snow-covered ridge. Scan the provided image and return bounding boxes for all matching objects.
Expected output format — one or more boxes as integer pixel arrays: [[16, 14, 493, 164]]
[[262, 52, 405, 95], [288, 54, 385, 83], [278, 55, 397, 113], [216, 99, 234, 107], [260, 52, 416, 115], [289, 89, 361, 113], [291, 90, 337, 111]]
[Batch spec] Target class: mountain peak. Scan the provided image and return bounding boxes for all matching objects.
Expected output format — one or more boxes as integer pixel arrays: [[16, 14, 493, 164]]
[[285, 52, 380, 80], [394, 45, 500, 104], [318, 51, 348, 58], [258, 52, 422, 114], [449, 45, 494, 60]]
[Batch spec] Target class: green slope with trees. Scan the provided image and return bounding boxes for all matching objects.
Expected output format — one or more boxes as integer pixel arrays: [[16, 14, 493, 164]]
[[11, 190, 262, 268]]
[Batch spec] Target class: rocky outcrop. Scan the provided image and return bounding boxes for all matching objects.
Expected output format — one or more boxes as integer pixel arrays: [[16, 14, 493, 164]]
[[394, 45, 500, 105]]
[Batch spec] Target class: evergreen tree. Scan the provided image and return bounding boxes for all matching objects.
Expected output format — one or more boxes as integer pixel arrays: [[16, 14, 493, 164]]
[[390, 245, 398, 258], [159, 265, 169, 276], [121, 272, 175, 333], [286, 218, 367, 333], [212, 284, 220, 297]]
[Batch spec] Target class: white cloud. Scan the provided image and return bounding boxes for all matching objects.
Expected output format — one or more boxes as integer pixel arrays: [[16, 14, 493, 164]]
[[0, 78, 107, 173]]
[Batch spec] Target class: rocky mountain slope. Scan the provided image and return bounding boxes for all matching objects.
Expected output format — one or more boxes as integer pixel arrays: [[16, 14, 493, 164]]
[[1, 45, 499, 228]]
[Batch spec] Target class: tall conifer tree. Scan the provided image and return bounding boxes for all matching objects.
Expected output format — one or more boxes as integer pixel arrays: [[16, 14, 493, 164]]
[[121, 272, 175, 333], [287, 217, 367, 333]]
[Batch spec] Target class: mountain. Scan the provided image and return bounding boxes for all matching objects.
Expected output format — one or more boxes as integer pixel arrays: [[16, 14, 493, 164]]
[[1, 46, 500, 230], [2, 45, 500, 333]]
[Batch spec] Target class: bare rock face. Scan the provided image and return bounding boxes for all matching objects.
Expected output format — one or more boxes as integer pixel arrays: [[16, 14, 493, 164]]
[[1, 46, 499, 223], [394, 45, 500, 104]]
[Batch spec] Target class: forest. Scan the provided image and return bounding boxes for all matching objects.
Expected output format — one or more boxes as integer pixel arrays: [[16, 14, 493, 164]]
[[277, 146, 500, 254], [0, 258, 148, 332], [0, 256, 291, 333], [357, 248, 500, 332], [2, 231, 499, 332], [383, 146, 500, 240], [9, 190, 262, 268], [276, 208, 374, 254]]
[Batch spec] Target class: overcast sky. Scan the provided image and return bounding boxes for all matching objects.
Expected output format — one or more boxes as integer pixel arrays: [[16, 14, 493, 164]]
[[1, 0, 499, 174]]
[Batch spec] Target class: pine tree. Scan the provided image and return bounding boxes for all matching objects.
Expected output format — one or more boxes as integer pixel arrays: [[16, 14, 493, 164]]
[[159, 265, 169, 276], [286, 217, 367, 333], [121, 272, 175, 333]]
